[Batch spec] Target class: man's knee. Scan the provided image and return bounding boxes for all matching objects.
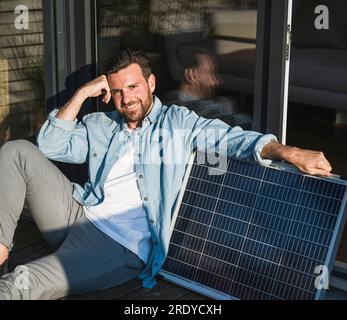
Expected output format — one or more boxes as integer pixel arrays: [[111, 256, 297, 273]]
[[0, 140, 37, 161]]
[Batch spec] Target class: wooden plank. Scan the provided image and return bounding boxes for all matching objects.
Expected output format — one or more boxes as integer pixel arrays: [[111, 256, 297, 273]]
[[65, 279, 144, 300], [0, 11, 42, 25], [0, 33, 43, 48], [9, 79, 35, 92], [6, 104, 31, 115], [180, 290, 210, 300], [120, 277, 207, 300], [0, 44, 43, 59], [6, 56, 42, 71], [9, 90, 40, 104], [7, 101, 42, 118], [0, 59, 9, 123], [0, 21, 42, 36], [8, 68, 35, 82], [0, 0, 42, 12], [8, 68, 44, 83]]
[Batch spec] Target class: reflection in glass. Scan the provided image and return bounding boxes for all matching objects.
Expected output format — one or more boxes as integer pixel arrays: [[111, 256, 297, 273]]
[[288, 0, 347, 262], [96, 0, 257, 129]]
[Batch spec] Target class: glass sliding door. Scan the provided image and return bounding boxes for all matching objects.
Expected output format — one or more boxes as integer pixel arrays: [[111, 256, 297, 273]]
[[95, 0, 259, 129], [287, 0, 347, 265]]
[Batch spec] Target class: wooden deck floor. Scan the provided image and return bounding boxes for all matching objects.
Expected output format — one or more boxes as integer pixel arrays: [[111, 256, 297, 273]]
[[8, 214, 207, 300], [7, 214, 347, 300]]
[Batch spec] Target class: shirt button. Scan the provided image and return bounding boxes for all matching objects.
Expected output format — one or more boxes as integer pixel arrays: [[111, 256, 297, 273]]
[[153, 241, 158, 246], [93, 153, 97, 157], [154, 262, 158, 267], [137, 153, 141, 157], [144, 197, 148, 201], [139, 174, 143, 179], [149, 219, 154, 224]]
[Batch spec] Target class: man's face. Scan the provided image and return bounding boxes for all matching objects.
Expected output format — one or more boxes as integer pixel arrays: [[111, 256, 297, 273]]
[[107, 63, 155, 128], [195, 54, 221, 98]]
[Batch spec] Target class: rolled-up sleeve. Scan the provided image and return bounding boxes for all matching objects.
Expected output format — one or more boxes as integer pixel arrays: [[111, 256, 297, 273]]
[[180, 107, 277, 165], [253, 133, 277, 166], [37, 109, 89, 164]]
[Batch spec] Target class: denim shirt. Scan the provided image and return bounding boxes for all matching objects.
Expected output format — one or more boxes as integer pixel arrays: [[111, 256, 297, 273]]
[[37, 96, 277, 288]]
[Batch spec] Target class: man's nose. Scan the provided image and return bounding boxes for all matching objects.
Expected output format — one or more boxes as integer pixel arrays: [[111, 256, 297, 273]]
[[121, 91, 132, 105]]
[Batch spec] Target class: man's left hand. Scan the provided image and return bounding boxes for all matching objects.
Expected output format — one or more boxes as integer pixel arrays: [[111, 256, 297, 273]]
[[261, 141, 332, 176], [284, 147, 332, 176]]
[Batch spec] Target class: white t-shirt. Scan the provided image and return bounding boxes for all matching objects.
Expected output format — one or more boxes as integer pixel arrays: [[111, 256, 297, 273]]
[[83, 130, 152, 263]]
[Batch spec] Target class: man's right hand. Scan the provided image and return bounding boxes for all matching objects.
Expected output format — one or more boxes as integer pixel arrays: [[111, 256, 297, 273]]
[[78, 75, 111, 104], [56, 75, 111, 122]]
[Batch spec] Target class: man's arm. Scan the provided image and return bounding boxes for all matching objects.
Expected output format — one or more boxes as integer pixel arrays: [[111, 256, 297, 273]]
[[37, 75, 112, 163], [260, 140, 332, 176], [178, 107, 332, 176], [56, 75, 111, 121]]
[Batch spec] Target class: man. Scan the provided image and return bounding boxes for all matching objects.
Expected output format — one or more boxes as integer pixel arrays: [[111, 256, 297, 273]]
[[163, 46, 241, 127], [0, 50, 331, 299]]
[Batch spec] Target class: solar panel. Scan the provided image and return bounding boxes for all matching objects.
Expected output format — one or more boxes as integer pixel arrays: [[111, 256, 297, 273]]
[[160, 151, 347, 300]]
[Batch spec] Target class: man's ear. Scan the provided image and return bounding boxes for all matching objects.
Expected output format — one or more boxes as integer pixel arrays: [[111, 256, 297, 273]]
[[184, 68, 196, 84], [148, 74, 156, 93]]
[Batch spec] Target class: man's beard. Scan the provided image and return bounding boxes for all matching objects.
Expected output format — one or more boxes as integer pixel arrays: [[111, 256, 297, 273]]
[[121, 93, 153, 124], [199, 85, 216, 99]]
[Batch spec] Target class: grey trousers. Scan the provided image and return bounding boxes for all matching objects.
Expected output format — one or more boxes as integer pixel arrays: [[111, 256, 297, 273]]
[[0, 140, 144, 300]]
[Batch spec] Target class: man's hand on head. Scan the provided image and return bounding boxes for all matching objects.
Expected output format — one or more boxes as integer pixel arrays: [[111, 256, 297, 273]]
[[78, 75, 111, 104], [261, 140, 332, 176], [56, 75, 111, 122]]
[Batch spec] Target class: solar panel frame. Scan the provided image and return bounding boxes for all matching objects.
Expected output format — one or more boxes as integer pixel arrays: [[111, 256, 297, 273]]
[[160, 151, 347, 300]]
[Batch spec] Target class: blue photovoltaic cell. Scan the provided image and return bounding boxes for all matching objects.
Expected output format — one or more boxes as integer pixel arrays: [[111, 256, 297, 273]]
[[162, 151, 347, 300]]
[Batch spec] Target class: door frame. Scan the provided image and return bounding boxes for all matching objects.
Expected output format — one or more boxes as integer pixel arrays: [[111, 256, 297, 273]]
[[253, 0, 292, 144]]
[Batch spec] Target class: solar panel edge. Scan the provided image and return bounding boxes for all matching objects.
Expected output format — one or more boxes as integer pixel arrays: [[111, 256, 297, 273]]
[[168, 152, 196, 237], [159, 270, 237, 300], [215, 151, 347, 189], [315, 186, 347, 300], [268, 160, 347, 186]]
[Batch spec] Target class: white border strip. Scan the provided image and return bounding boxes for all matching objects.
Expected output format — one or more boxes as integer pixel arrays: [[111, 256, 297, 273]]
[[281, 0, 292, 145], [168, 152, 196, 238]]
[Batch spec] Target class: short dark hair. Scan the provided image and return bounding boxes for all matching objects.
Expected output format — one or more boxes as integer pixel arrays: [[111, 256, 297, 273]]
[[176, 46, 212, 70], [103, 49, 152, 80]]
